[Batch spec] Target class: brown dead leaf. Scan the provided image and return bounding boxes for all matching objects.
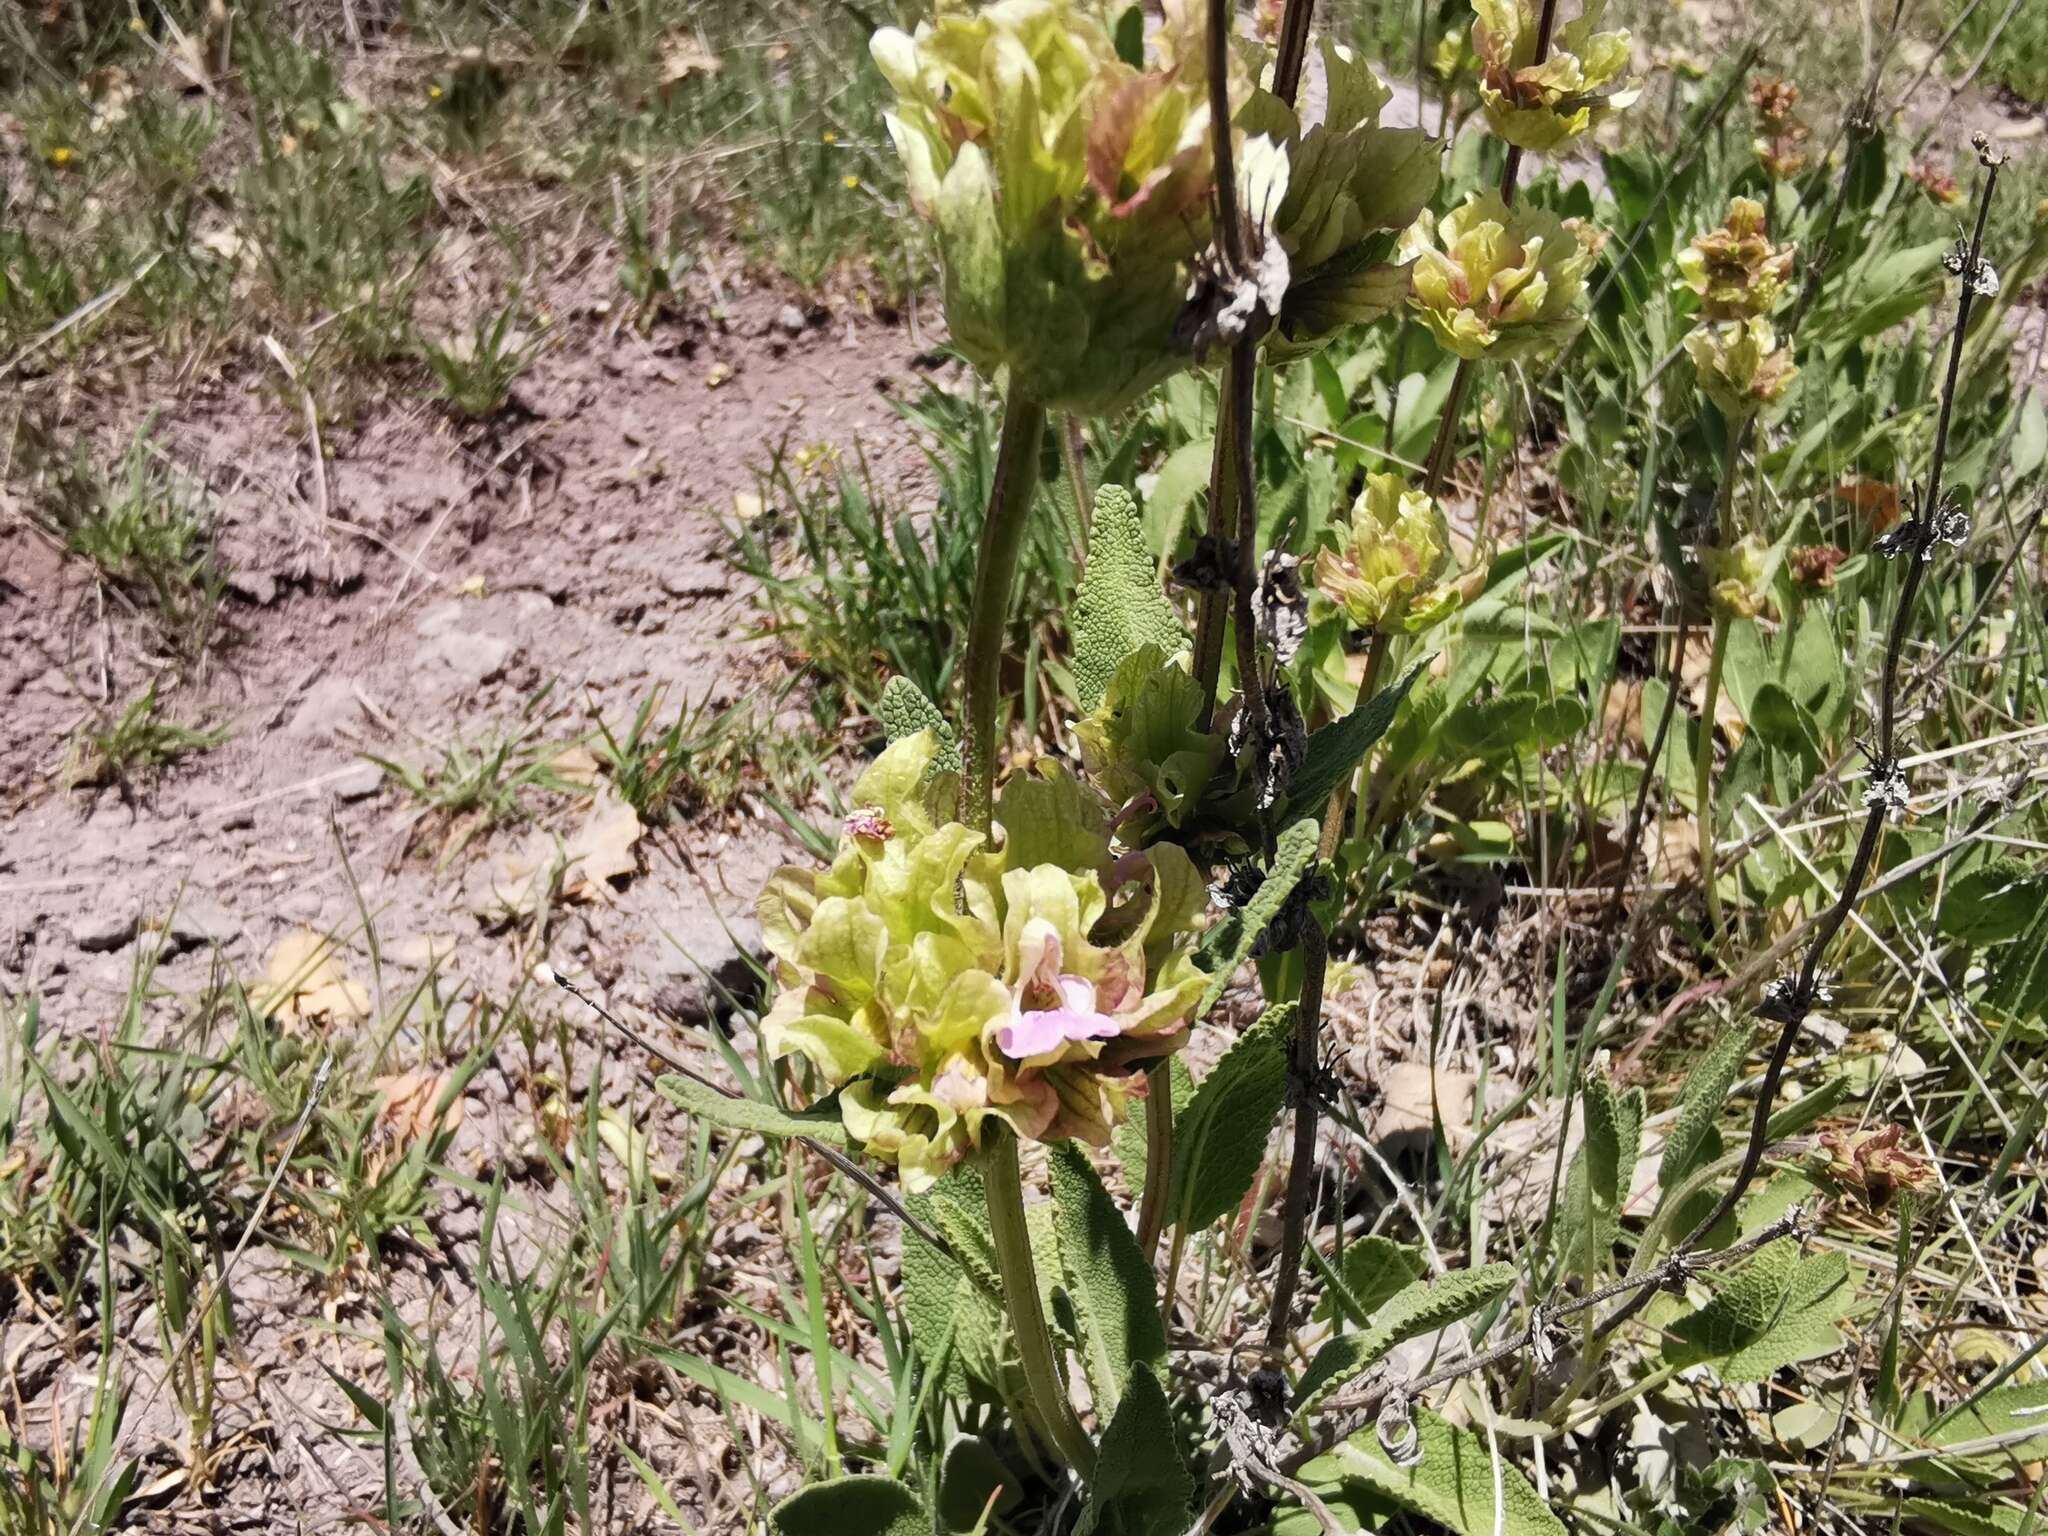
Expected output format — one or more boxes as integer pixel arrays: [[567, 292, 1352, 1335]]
[[1372, 1061, 1480, 1152], [1831, 475, 1900, 534], [549, 744, 603, 787], [562, 791, 642, 901], [1650, 816, 1700, 882], [658, 31, 722, 92], [374, 1069, 465, 1145], [254, 930, 370, 1026]]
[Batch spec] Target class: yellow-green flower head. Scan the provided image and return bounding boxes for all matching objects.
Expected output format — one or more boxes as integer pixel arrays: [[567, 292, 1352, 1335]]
[[1676, 197, 1796, 321], [1401, 190, 1601, 361], [1234, 37, 1441, 360], [1472, 0, 1639, 154], [1685, 315, 1797, 418], [1702, 533, 1774, 620], [1312, 472, 1480, 634], [871, 0, 1224, 414], [757, 731, 1209, 1191]]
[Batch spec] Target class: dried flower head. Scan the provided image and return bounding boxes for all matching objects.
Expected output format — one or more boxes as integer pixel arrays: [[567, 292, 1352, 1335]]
[[1677, 196, 1796, 320], [1684, 315, 1798, 417], [1817, 1124, 1937, 1210], [1750, 77, 1810, 179], [1312, 472, 1483, 635], [757, 733, 1210, 1190], [871, 0, 1226, 413], [1907, 156, 1963, 207], [1402, 190, 1602, 361], [1788, 543, 1848, 591], [1471, 0, 1640, 153]]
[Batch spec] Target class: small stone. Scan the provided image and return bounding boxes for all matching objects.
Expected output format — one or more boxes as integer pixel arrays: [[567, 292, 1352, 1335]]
[[423, 629, 512, 687], [71, 909, 138, 953], [227, 569, 279, 607], [775, 303, 806, 337], [331, 762, 384, 801], [161, 898, 238, 954]]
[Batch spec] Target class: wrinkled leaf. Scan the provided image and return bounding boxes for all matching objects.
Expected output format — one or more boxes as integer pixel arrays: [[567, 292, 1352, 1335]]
[[1287, 1408, 1566, 1536], [1315, 1236, 1428, 1327], [1049, 1144, 1166, 1418], [1072, 484, 1188, 712], [1665, 1240, 1853, 1381], [1193, 819, 1319, 1014], [877, 677, 963, 775], [1295, 1264, 1516, 1412], [1560, 1068, 1645, 1276], [1169, 1005, 1291, 1236], [1940, 860, 2047, 947], [1075, 1364, 1191, 1536], [771, 1475, 927, 1536], [655, 1075, 849, 1146]]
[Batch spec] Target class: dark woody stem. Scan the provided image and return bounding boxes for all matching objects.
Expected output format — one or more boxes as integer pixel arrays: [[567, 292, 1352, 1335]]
[[1591, 144, 2002, 1349]]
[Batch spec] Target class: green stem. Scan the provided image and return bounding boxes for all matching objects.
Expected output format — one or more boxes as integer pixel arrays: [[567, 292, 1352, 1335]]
[[1135, 1062, 1174, 1258], [1694, 611, 1732, 935], [960, 395, 1048, 833], [1265, 635, 1390, 1355], [1694, 418, 1747, 936], [983, 1125, 1096, 1477]]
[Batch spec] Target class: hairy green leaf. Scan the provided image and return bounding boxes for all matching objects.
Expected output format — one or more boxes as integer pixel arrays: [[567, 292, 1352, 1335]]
[[1314, 1237, 1428, 1327], [1988, 896, 2048, 1025], [1281, 663, 1427, 824], [1559, 1068, 1645, 1276], [1169, 1005, 1292, 1236], [1661, 1024, 1754, 1198], [938, 1437, 1021, 1530], [1286, 1408, 1565, 1536], [1925, 1380, 2048, 1484], [1048, 1145, 1166, 1418], [901, 1185, 1003, 1397], [1114, 1056, 1193, 1198], [1902, 1497, 2041, 1536], [1941, 860, 2048, 947], [1193, 819, 1319, 1015], [1295, 1264, 1516, 1412], [1072, 484, 1187, 712], [1665, 1240, 1853, 1382], [656, 1076, 849, 1146], [1075, 1365, 1191, 1536], [877, 676, 962, 775], [772, 1475, 927, 1536]]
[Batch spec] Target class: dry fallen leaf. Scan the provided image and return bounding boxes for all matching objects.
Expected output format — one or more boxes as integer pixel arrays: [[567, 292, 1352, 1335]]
[[658, 30, 722, 92], [373, 1069, 465, 1145], [1650, 816, 1700, 882], [549, 744, 604, 787], [562, 791, 642, 901], [254, 929, 370, 1026], [1831, 475, 1900, 533]]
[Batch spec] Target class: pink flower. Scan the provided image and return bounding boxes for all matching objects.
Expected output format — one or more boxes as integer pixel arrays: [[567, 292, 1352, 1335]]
[[998, 974, 1122, 1059], [845, 805, 894, 842]]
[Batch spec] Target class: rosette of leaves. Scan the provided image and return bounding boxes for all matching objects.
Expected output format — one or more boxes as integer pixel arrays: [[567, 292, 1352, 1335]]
[[757, 730, 1209, 1190], [1685, 316, 1798, 418], [1401, 190, 1601, 361], [1471, 0, 1639, 154], [1676, 196, 1796, 321], [1233, 37, 1441, 361], [1312, 472, 1484, 635], [870, 0, 1226, 414]]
